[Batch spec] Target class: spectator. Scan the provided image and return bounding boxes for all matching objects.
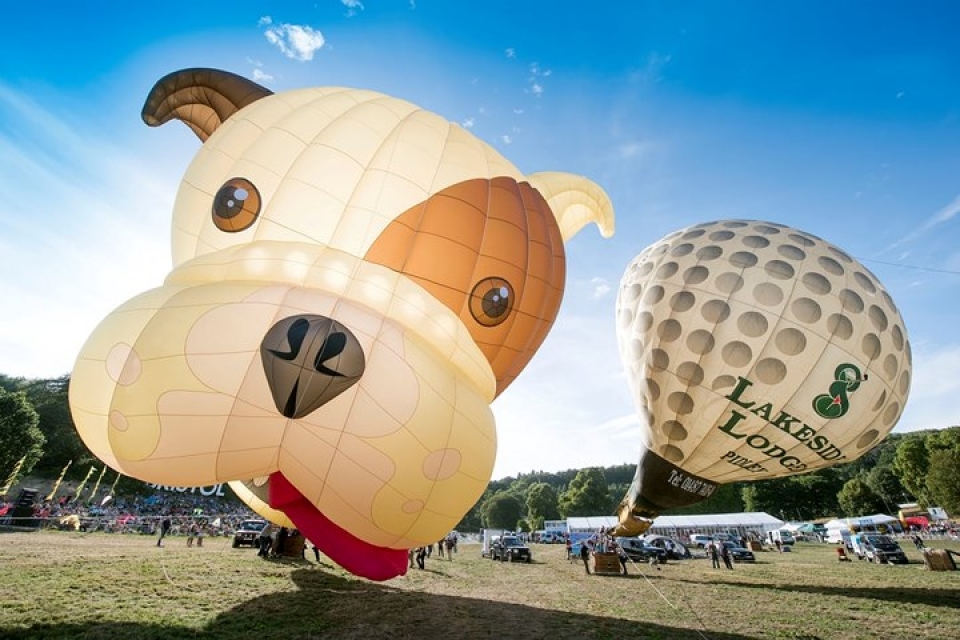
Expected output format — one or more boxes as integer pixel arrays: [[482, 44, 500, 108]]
[[709, 541, 721, 569], [580, 541, 592, 575], [156, 515, 172, 547]]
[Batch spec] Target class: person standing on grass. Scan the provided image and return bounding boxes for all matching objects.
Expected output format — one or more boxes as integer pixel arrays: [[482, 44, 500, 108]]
[[580, 541, 592, 575], [720, 543, 733, 570], [416, 546, 427, 570], [617, 547, 629, 575], [156, 515, 172, 547], [710, 541, 721, 569]]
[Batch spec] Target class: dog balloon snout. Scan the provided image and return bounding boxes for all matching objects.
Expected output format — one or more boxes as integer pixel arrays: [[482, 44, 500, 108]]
[[260, 315, 365, 419]]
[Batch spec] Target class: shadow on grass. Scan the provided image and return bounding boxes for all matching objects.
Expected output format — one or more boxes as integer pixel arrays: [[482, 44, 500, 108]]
[[671, 576, 960, 610], [3, 566, 760, 640]]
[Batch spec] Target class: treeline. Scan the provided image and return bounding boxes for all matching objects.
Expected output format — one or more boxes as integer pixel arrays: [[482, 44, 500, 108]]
[[2, 374, 958, 530], [459, 426, 960, 531]]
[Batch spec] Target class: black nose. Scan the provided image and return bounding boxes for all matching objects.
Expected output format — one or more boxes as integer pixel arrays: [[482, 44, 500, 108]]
[[260, 315, 365, 419]]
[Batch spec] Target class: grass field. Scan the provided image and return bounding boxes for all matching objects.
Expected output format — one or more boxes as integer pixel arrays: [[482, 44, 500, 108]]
[[1, 530, 958, 639]]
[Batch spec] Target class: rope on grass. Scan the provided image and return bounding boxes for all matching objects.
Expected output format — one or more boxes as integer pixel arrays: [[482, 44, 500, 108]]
[[619, 546, 711, 640]]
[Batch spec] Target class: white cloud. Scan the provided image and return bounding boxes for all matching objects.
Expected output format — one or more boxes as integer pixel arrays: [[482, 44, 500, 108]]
[[247, 58, 273, 83], [341, 0, 364, 17], [591, 277, 611, 298], [629, 52, 672, 84], [263, 22, 326, 61], [525, 62, 549, 97], [884, 194, 960, 252], [505, 48, 516, 59], [618, 141, 652, 160], [461, 117, 475, 129], [501, 134, 512, 144]]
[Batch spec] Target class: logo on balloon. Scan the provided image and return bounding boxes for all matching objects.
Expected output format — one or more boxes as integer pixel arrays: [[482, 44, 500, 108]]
[[812, 363, 863, 419]]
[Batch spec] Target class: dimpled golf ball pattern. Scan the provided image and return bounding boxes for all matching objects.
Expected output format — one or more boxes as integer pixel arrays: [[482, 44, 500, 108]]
[[617, 220, 912, 483]]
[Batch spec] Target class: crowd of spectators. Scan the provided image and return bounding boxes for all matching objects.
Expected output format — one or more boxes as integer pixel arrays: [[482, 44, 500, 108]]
[[0, 487, 260, 538]]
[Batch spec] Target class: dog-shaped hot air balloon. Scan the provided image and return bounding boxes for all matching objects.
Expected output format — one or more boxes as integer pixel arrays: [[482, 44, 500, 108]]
[[69, 68, 614, 580]]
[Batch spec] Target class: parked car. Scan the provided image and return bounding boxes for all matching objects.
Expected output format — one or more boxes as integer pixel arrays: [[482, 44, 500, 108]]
[[850, 533, 908, 564], [644, 535, 691, 560], [232, 519, 268, 548], [490, 535, 532, 562], [689, 534, 713, 548], [616, 537, 668, 563], [721, 541, 756, 563]]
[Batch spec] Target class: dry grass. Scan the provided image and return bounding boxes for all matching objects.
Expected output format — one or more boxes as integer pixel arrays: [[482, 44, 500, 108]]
[[1, 530, 958, 639]]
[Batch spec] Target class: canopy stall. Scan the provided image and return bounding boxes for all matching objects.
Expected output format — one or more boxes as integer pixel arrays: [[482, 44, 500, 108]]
[[823, 514, 900, 533]]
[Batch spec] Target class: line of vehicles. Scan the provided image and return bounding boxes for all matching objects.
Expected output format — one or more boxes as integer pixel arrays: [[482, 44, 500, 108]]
[[235, 520, 910, 567]]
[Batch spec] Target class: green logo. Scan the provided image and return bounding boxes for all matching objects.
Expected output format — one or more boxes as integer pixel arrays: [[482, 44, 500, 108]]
[[813, 364, 863, 419]]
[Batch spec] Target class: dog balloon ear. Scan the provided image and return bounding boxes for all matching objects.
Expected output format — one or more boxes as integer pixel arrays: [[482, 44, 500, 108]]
[[526, 172, 615, 242], [141, 68, 273, 141]]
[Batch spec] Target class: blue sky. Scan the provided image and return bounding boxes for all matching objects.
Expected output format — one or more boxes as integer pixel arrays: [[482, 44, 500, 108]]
[[2, 1, 959, 479]]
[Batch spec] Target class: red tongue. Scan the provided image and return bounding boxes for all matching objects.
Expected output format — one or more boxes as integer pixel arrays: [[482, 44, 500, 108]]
[[267, 472, 409, 581]]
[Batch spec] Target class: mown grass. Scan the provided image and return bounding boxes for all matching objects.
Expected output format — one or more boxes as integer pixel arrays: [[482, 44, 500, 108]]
[[1, 531, 958, 639]]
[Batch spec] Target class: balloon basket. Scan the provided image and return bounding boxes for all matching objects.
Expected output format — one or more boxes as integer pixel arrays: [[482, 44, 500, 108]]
[[591, 552, 622, 575]]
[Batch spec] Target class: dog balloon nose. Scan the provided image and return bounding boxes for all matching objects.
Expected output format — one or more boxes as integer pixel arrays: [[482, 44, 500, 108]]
[[260, 315, 365, 419]]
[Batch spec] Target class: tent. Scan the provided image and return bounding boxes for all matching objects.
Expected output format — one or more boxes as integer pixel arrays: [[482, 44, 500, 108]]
[[566, 512, 785, 536], [823, 514, 899, 532]]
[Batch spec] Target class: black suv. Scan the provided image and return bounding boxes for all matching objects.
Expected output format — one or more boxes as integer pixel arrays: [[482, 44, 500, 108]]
[[490, 535, 532, 562], [232, 519, 268, 548], [615, 537, 669, 563]]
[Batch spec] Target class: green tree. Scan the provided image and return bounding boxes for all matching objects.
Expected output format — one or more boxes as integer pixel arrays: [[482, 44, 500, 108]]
[[22, 376, 90, 474], [742, 477, 787, 516], [925, 448, 960, 515], [927, 425, 960, 452], [0, 388, 46, 478], [893, 436, 930, 504], [837, 477, 885, 516], [863, 465, 906, 513], [480, 491, 524, 529], [525, 482, 560, 526], [558, 468, 611, 516]]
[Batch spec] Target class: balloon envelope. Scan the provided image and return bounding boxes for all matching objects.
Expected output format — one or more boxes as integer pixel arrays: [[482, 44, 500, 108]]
[[614, 220, 911, 534], [69, 68, 615, 580]]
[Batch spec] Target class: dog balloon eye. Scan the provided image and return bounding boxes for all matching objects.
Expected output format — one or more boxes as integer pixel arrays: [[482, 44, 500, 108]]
[[212, 178, 261, 232], [469, 277, 514, 327]]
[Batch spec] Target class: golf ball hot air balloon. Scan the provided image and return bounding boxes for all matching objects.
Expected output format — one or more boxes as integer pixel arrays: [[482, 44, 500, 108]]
[[612, 220, 910, 536], [68, 68, 614, 580]]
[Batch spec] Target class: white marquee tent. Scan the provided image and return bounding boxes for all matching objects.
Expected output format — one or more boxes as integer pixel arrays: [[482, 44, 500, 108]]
[[566, 512, 786, 536]]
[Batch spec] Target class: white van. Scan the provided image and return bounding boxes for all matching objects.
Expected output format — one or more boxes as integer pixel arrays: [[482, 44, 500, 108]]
[[825, 528, 852, 546], [766, 529, 796, 546]]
